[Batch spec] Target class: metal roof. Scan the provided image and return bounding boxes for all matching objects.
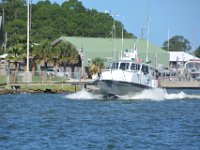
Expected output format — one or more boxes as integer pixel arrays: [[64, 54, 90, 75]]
[[52, 36, 169, 67], [169, 51, 199, 62]]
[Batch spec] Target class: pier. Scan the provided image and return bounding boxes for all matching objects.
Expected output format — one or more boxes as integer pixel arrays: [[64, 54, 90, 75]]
[[160, 80, 200, 89]]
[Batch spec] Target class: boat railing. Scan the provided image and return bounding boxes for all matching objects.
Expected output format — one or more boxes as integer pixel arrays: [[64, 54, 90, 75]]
[[3, 70, 84, 85]]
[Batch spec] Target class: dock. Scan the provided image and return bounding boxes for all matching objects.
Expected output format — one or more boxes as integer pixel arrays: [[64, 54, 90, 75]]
[[160, 80, 200, 89]]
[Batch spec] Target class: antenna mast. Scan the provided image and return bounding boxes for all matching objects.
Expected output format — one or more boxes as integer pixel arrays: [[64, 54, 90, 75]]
[[146, 1, 151, 62], [120, 16, 124, 59], [168, 29, 170, 52], [27, 0, 30, 72]]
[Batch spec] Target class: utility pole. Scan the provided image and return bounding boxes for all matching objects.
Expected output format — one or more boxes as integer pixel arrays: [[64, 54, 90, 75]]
[[112, 18, 116, 60], [4, 32, 7, 51], [112, 14, 120, 60], [30, 0, 32, 30], [168, 29, 170, 52], [2, 1, 7, 52], [2, 2, 4, 27], [27, 0, 30, 72], [24, 0, 32, 82], [120, 22, 124, 59]]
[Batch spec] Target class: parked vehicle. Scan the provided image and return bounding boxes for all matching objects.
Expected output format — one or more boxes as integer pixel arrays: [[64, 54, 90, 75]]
[[47, 68, 69, 78]]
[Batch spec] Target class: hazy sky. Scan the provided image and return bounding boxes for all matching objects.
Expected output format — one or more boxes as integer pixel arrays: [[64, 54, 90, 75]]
[[32, 0, 200, 49]]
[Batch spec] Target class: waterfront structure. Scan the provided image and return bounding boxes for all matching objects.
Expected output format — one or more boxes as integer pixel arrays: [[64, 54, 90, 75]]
[[0, 36, 169, 78], [52, 36, 169, 69], [169, 51, 199, 72]]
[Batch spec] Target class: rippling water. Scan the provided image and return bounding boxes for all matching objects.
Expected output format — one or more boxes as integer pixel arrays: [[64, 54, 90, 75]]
[[0, 89, 200, 150]]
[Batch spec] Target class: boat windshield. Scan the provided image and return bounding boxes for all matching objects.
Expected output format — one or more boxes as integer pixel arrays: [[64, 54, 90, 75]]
[[120, 62, 130, 70], [130, 63, 140, 71], [111, 62, 119, 69], [141, 65, 149, 74], [186, 62, 200, 73]]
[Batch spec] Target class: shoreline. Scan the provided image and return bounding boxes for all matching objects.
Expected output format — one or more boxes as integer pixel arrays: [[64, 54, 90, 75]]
[[0, 83, 98, 95], [1, 79, 200, 95], [0, 87, 75, 95]]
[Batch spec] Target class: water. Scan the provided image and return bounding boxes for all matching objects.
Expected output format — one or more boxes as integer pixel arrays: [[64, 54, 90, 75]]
[[0, 89, 200, 150]]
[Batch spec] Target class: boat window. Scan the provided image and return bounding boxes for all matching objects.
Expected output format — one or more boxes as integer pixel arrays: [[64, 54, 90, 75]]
[[130, 63, 136, 70], [130, 63, 140, 71], [120, 63, 129, 70], [111, 63, 119, 69], [141, 65, 149, 74], [137, 64, 141, 70], [126, 63, 130, 70]]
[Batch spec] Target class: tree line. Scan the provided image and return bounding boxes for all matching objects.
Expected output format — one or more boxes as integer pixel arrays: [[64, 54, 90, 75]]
[[162, 35, 200, 57], [0, 0, 133, 79], [0, 0, 134, 48], [0, 0, 200, 79], [1, 0, 199, 54]]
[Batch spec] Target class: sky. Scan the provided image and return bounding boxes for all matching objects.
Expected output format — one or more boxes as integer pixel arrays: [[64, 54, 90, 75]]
[[32, 0, 200, 49]]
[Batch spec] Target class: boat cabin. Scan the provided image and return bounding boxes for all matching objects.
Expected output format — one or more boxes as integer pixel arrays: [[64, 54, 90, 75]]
[[110, 60, 153, 75]]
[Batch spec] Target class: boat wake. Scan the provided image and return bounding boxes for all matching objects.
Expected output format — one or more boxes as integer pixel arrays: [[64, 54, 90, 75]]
[[118, 88, 200, 101], [65, 89, 102, 100], [65, 88, 200, 101]]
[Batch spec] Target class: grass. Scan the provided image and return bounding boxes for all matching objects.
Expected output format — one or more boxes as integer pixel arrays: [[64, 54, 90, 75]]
[[19, 84, 81, 92], [0, 74, 71, 84], [0, 74, 83, 93], [0, 76, 6, 84]]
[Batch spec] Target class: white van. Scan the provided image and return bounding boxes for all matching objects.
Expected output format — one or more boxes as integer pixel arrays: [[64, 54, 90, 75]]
[[47, 68, 69, 78]]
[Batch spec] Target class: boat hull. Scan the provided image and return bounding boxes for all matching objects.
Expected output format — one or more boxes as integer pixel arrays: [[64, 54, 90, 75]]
[[99, 80, 151, 96]]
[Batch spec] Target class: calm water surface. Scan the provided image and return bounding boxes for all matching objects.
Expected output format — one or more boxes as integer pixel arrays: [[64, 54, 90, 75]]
[[0, 89, 200, 150]]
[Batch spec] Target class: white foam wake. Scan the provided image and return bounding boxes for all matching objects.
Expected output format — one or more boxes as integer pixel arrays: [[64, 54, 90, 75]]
[[164, 91, 200, 100], [119, 88, 200, 101], [65, 88, 200, 101], [65, 89, 102, 100]]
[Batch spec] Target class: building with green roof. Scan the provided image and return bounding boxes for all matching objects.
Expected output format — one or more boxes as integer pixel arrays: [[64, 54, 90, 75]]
[[52, 36, 169, 68]]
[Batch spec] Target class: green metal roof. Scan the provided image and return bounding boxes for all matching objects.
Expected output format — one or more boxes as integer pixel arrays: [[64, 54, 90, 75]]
[[56, 36, 169, 67]]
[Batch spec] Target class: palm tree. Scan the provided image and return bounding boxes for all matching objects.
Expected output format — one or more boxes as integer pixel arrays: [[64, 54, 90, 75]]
[[35, 39, 53, 71], [55, 42, 79, 73], [6, 43, 26, 83], [89, 57, 105, 77], [30, 44, 40, 76], [32, 40, 54, 82]]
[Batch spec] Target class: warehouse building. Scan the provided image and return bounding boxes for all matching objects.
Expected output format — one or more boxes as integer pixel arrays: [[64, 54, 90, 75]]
[[52, 36, 169, 69]]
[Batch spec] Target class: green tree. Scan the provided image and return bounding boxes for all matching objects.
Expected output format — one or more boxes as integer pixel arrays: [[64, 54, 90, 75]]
[[89, 57, 105, 75], [1, 0, 135, 45], [55, 42, 79, 72], [1, 0, 26, 47], [6, 42, 26, 83], [35, 39, 53, 71], [30, 43, 40, 76], [162, 35, 192, 52], [195, 46, 200, 58]]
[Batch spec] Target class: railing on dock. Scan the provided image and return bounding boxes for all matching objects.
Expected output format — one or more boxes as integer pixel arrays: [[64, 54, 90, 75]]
[[0, 71, 93, 85]]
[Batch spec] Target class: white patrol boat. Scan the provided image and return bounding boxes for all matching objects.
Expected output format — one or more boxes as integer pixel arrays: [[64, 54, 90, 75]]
[[99, 50, 159, 97]]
